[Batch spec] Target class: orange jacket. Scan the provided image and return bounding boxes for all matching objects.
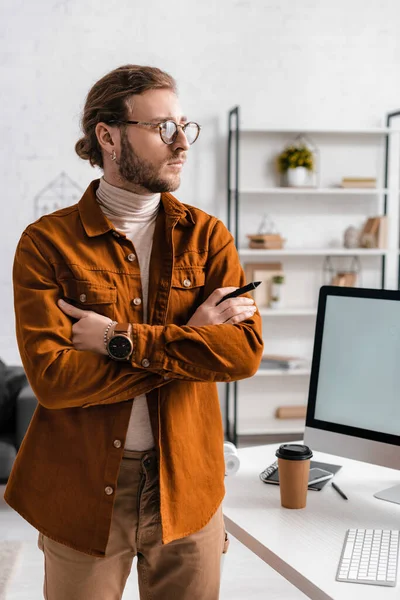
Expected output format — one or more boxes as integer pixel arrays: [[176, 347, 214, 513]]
[[4, 179, 263, 556]]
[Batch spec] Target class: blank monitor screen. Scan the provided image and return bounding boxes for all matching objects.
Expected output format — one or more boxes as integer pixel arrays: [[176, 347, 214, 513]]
[[305, 286, 400, 501], [305, 285, 400, 459], [314, 293, 400, 438]]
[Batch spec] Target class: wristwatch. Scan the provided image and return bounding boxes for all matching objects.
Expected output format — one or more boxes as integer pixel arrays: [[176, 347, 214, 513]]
[[107, 323, 133, 361]]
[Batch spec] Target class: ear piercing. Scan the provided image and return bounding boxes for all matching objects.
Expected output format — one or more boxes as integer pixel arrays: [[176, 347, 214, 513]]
[[111, 150, 117, 161]]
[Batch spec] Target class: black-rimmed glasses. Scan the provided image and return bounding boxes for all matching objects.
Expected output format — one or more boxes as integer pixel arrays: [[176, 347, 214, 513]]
[[107, 119, 201, 145]]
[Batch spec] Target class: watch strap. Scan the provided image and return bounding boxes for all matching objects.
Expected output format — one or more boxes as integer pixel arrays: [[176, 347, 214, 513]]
[[113, 323, 133, 337]]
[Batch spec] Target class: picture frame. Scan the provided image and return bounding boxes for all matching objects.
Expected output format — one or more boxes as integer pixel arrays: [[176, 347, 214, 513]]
[[244, 262, 284, 307]]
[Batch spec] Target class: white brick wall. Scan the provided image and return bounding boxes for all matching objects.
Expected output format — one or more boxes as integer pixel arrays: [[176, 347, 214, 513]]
[[2, 0, 400, 363]]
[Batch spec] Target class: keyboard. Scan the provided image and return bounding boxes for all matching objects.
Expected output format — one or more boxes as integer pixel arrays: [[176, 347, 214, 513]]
[[336, 529, 399, 586]]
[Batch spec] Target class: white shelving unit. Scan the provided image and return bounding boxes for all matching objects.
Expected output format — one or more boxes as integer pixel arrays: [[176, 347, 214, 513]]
[[226, 107, 400, 444]]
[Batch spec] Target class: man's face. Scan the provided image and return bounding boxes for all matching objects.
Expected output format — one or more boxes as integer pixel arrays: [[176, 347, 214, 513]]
[[116, 88, 190, 194]]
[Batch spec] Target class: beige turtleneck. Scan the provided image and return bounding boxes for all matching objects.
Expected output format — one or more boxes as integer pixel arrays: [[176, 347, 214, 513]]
[[96, 177, 160, 451]]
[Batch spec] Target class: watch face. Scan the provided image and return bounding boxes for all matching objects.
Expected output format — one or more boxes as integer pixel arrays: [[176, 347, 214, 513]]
[[108, 335, 132, 359]]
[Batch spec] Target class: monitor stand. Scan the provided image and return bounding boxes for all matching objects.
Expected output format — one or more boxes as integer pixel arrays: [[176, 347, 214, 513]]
[[374, 484, 400, 505]]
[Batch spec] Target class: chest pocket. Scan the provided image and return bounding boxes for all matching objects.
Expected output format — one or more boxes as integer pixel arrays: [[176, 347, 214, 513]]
[[59, 279, 117, 321], [169, 268, 206, 325]]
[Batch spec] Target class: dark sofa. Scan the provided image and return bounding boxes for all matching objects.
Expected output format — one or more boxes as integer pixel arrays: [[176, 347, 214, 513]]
[[0, 381, 37, 483]]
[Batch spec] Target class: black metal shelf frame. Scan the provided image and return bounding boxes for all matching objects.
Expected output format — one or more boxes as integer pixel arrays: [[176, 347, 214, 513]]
[[385, 110, 400, 287], [225, 106, 240, 445], [225, 105, 400, 446]]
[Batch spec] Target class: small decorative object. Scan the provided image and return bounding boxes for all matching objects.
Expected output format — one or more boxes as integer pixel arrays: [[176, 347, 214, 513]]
[[287, 167, 308, 187], [343, 225, 360, 249], [270, 274, 285, 308], [244, 262, 284, 307], [247, 214, 285, 249], [331, 272, 357, 287], [277, 138, 315, 188], [359, 216, 387, 249], [33, 172, 83, 219], [323, 256, 361, 288]]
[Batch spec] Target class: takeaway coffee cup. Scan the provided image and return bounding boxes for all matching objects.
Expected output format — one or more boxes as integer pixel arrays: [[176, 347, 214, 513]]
[[275, 444, 313, 509]]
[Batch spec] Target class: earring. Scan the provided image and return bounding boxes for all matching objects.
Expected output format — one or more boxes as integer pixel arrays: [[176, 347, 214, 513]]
[[111, 150, 117, 161]]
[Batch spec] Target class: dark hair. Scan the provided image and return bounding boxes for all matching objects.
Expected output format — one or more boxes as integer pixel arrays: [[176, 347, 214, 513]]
[[75, 65, 177, 169]]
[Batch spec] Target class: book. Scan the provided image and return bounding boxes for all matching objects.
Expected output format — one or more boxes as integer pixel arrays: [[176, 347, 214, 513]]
[[247, 234, 285, 249], [341, 177, 377, 189], [259, 460, 342, 491], [342, 177, 377, 181], [341, 182, 377, 188], [275, 405, 307, 419], [360, 216, 387, 248], [377, 215, 388, 248]]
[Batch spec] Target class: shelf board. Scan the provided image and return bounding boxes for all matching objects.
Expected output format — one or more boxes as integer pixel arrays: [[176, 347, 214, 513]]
[[238, 418, 306, 436], [255, 368, 311, 377], [258, 308, 317, 316], [238, 187, 392, 195], [240, 127, 400, 135], [238, 248, 387, 256]]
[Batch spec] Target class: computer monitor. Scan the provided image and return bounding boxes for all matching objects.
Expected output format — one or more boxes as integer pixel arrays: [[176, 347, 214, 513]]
[[304, 285, 400, 505]]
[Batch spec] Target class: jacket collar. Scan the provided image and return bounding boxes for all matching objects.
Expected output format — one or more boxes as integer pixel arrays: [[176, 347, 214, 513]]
[[78, 179, 196, 238], [160, 191, 196, 228]]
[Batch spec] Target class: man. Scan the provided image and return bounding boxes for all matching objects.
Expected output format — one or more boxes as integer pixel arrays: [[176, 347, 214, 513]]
[[5, 65, 263, 600]]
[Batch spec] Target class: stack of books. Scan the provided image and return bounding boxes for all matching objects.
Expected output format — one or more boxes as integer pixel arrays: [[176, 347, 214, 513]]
[[341, 177, 377, 189], [261, 354, 309, 370]]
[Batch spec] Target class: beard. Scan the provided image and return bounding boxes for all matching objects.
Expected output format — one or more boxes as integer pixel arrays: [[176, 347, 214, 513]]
[[117, 128, 181, 193]]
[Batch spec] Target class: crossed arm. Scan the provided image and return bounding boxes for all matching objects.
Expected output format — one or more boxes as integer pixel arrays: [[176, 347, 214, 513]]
[[57, 286, 257, 356], [13, 221, 263, 409]]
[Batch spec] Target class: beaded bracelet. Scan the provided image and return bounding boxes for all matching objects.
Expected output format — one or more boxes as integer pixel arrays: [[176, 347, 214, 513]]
[[104, 320, 117, 351]]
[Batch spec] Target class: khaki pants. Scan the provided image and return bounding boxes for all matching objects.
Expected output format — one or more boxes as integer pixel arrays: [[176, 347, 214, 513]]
[[37, 448, 229, 600]]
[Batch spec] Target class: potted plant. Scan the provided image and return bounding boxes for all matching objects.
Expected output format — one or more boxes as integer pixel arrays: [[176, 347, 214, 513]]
[[270, 274, 285, 309], [277, 144, 314, 187]]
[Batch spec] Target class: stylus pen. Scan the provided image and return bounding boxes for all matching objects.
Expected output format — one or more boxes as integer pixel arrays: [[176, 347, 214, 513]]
[[216, 281, 262, 306], [331, 481, 348, 500]]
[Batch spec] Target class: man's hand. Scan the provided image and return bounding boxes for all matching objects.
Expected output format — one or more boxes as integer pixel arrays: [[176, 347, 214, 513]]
[[57, 299, 110, 355], [186, 287, 257, 327]]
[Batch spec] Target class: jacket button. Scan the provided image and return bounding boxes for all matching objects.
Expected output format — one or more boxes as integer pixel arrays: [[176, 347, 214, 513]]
[[113, 439, 122, 448], [127, 253, 136, 262], [79, 294, 87, 302], [112, 231, 120, 238], [105, 486, 114, 495], [142, 358, 150, 368], [133, 297, 142, 306], [183, 279, 191, 287]]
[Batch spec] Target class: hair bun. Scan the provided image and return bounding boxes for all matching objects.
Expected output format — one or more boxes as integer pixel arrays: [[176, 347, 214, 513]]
[[75, 137, 90, 160]]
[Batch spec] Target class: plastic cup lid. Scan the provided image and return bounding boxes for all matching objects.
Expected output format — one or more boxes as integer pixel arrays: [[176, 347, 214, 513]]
[[275, 443, 313, 461]]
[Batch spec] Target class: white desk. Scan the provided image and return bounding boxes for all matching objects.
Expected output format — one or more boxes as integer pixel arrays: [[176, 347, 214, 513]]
[[223, 444, 400, 600]]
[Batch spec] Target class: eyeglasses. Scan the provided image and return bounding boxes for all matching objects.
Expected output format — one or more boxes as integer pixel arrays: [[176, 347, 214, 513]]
[[107, 119, 201, 145]]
